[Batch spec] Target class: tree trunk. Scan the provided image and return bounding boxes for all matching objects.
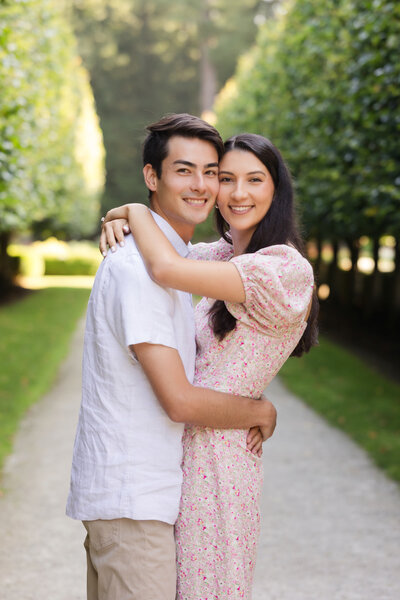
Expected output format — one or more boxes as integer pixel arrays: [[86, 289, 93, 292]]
[[199, 2, 217, 114], [389, 238, 400, 325], [327, 239, 338, 300], [0, 231, 14, 295], [363, 237, 380, 318], [314, 237, 323, 281], [346, 238, 359, 307], [200, 43, 217, 114]]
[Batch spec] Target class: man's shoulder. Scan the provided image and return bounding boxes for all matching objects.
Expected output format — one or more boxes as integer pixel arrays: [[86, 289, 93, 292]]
[[101, 235, 176, 305], [103, 235, 145, 277]]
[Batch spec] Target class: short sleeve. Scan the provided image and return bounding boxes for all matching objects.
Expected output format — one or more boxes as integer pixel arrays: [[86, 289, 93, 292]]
[[226, 245, 314, 332], [188, 237, 233, 261], [104, 252, 178, 351]]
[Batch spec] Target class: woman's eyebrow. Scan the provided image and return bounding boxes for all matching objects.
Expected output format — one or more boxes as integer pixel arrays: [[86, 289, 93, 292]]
[[219, 170, 266, 175]]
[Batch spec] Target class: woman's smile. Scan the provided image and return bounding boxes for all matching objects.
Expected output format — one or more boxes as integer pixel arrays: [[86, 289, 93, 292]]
[[228, 204, 255, 215]]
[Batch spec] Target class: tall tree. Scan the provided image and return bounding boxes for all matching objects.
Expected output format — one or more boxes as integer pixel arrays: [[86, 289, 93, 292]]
[[0, 0, 104, 291], [216, 0, 400, 245], [69, 0, 268, 213]]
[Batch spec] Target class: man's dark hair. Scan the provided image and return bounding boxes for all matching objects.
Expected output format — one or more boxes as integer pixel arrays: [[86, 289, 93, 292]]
[[142, 113, 224, 178]]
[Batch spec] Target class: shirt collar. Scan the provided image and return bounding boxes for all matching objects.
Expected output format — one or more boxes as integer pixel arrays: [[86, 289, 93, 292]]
[[150, 210, 191, 258]]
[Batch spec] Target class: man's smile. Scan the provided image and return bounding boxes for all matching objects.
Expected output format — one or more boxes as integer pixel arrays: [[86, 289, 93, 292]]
[[183, 197, 208, 205]]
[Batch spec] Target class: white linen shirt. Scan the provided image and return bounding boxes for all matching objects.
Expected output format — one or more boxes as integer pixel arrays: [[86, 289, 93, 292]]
[[66, 212, 196, 524]]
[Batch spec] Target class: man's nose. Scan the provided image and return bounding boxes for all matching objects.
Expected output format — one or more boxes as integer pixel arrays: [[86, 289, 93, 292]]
[[190, 173, 206, 193]]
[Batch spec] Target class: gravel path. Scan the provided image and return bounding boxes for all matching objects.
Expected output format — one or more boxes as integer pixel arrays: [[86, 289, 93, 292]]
[[1, 320, 399, 599]]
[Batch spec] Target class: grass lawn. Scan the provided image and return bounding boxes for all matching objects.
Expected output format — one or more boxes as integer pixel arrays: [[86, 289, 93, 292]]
[[0, 287, 90, 475], [279, 335, 400, 483]]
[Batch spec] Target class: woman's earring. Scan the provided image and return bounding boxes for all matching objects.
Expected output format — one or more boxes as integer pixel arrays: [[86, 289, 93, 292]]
[[215, 204, 219, 210]]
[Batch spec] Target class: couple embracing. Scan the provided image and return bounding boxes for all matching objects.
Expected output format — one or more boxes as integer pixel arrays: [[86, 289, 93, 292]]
[[66, 113, 318, 600]]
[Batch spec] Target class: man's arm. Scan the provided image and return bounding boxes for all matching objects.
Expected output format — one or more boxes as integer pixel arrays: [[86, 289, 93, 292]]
[[132, 342, 276, 435]]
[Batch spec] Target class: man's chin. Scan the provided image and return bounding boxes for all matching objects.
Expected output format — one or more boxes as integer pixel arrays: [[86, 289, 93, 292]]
[[183, 204, 214, 224]]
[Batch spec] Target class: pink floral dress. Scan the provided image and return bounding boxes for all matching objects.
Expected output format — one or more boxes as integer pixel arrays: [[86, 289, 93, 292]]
[[175, 239, 314, 600]]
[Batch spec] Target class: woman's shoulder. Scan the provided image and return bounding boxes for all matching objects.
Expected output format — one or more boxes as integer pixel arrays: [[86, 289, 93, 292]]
[[227, 244, 314, 328], [232, 244, 313, 281], [188, 237, 233, 261]]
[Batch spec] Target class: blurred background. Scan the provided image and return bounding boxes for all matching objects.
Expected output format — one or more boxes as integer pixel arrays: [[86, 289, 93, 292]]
[[0, 0, 399, 486]]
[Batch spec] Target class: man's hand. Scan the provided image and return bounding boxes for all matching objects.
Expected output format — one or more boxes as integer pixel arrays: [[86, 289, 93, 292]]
[[259, 393, 277, 441], [246, 427, 263, 457]]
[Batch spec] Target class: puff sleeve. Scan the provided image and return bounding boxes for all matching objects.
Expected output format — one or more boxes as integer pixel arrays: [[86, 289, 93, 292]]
[[226, 245, 314, 333], [188, 237, 233, 261]]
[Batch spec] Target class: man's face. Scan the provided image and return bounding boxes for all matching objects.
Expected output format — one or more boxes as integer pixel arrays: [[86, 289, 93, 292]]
[[145, 136, 219, 242]]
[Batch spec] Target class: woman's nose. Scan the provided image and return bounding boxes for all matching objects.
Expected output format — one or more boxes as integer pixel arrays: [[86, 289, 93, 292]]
[[231, 183, 248, 200]]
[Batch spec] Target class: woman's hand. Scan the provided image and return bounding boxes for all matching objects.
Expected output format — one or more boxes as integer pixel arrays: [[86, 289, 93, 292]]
[[99, 218, 130, 256], [246, 426, 263, 457], [99, 203, 150, 256]]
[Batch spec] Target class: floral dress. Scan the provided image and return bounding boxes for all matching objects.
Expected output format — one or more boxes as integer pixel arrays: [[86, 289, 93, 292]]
[[175, 238, 314, 600]]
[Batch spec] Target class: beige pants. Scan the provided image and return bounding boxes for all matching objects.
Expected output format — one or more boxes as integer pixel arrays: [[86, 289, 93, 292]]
[[83, 518, 176, 600]]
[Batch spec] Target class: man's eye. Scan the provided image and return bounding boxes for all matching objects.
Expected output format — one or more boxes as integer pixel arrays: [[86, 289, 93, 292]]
[[177, 168, 190, 173], [206, 170, 218, 176]]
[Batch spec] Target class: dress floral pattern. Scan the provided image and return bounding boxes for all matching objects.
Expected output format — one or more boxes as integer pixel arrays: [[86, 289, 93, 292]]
[[175, 238, 314, 600]]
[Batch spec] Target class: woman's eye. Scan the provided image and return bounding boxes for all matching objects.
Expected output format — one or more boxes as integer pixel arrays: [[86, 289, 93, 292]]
[[250, 177, 262, 183], [219, 177, 232, 183]]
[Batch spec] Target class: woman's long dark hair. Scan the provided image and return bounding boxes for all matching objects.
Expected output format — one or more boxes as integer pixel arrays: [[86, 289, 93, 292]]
[[209, 133, 319, 357]]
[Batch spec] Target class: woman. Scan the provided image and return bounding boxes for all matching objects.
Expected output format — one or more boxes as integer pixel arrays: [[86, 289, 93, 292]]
[[102, 133, 318, 599]]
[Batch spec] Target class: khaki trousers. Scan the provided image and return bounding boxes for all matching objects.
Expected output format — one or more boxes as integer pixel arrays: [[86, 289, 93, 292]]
[[83, 518, 176, 600]]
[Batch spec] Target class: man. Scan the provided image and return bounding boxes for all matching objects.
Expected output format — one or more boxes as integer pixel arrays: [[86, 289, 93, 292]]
[[66, 113, 276, 600]]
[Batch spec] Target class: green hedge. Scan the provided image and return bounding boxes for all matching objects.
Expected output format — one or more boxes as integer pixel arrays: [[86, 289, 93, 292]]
[[44, 257, 99, 276], [8, 239, 102, 277], [215, 0, 400, 243]]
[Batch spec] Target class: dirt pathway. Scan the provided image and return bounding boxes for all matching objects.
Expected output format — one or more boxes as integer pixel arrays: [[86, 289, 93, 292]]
[[1, 320, 399, 599]]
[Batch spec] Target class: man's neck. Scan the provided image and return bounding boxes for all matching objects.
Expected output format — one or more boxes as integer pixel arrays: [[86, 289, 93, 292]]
[[150, 202, 195, 244]]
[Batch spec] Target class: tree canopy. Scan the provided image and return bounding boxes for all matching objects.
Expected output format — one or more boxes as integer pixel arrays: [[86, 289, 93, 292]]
[[70, 0, 273, 212], [215, 0, 400, 244], [0, 0, 104, 240]]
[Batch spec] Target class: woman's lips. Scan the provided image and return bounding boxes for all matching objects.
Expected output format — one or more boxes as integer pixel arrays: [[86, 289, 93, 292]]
[[229, 205, 253, 215]]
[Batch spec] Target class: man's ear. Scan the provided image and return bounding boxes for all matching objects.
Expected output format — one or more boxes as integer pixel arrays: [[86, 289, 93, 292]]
[[143, 164, 157, 193]]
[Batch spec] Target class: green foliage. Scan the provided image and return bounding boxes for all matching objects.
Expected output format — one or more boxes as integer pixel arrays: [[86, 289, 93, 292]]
[[215, 0, 400, 242], [0, 0, 105, 239], [8, 238, 101, 276], [70, 0, 265, 213], [44, 256, 100, 275], [0, 287, 90, 474], [280, 336, 400, 482]]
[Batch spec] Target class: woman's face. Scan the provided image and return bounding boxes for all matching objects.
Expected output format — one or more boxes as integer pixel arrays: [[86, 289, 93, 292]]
[[217, 149, 275, 240]]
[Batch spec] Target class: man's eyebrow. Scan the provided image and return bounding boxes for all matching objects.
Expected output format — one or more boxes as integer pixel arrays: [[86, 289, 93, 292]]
[[173, 160, 219, 168]]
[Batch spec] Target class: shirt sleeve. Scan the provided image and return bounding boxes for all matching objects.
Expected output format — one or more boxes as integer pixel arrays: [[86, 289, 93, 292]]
[[188, 237, 233, 261], [226, 245, 314, 333], [103, 251, 178, 351]]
